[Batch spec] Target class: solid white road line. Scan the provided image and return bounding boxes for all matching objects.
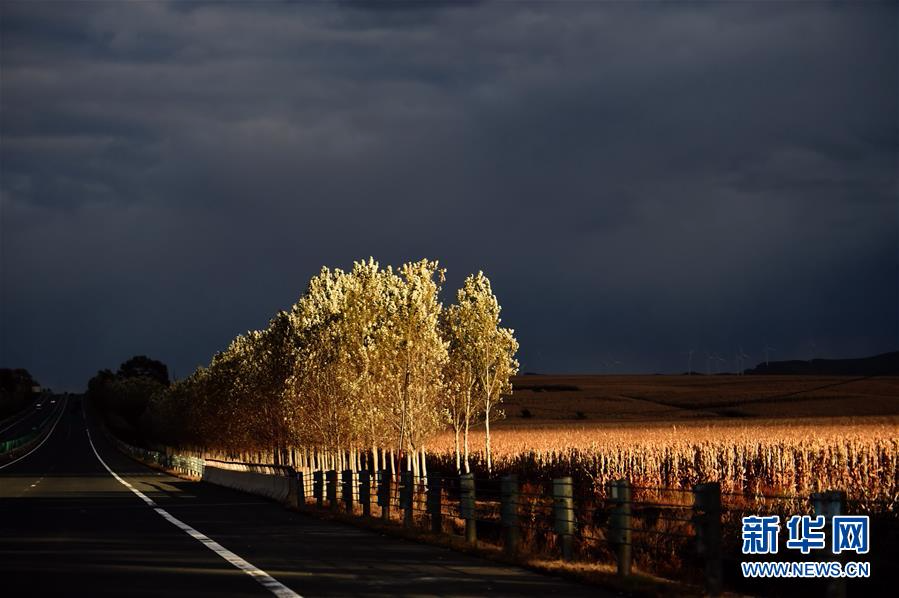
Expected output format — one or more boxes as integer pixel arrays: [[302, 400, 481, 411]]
[[0, 396, 68, 470], [84, 426, 301, 598]]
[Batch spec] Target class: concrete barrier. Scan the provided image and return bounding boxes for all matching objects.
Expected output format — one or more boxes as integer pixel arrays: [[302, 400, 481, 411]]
[[202, 460, 294, 504]]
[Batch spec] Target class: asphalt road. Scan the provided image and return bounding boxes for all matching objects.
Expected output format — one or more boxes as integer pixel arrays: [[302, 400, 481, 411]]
[[0, 401, 602, 597], [0, 397, 63, 443]]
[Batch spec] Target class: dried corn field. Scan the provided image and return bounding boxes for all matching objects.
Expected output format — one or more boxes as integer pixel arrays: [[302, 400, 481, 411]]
[[428, 417, 899, 513]]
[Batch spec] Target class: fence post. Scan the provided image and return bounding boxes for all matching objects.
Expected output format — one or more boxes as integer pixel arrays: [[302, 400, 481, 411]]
[[553, 477, 574, 561], [326, 470, 338, 511], [296, 471, 306, 508], [460, 473, 477, 545], [812, 490, 847, 598], [427, 475, 442, 533], [313, 470, 324, 508], [287, 470, 299, 508], [693, 482, 722, 597], [342, 469, 354, 513], [501, 474, 520, 555], [377, 469, 391, 521], [359, 471, 371, 517], [400, 470, 414, 528], [607, 479, 633, 576]]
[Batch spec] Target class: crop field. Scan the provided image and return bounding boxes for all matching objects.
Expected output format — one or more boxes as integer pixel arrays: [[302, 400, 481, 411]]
[[495, 374, 899, 423], [430, 375, 899, 513]]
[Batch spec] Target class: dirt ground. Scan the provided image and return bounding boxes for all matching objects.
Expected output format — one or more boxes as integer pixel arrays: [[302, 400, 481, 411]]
[[498, 374, 899, 426]]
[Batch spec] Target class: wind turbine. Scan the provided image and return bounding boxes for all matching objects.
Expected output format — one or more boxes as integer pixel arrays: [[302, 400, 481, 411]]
[[716, 354, 727, 374], [808, 340, 817, 362], [706, 351, 713, 375], [739, 347, 751, 375], [763, 345, 776, 367], [686, 349, 695, 375]]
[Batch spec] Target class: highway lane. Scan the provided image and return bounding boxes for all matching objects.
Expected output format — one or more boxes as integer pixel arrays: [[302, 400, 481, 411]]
[[1, 403, 602, 597], [0, 397, 62, 443], [1, 400, 274, 597]]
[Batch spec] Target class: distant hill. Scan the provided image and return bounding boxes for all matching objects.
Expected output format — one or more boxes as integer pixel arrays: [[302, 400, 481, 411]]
[[745, 351, 899, 376]]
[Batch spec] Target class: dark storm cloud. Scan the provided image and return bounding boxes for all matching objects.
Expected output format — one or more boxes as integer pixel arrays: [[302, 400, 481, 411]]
[[1, 1, 896, 389]]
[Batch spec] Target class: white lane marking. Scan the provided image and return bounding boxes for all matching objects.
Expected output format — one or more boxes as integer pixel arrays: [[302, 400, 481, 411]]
[[0, 396, 68, 470], [85, 426, 301, 598], [0, 409, 36, 434]]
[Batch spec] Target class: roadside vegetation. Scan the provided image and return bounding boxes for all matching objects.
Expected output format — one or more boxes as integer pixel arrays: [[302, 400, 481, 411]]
[[89, 258, 519, 476], [0, 368, 40, 420], [429, 418, 899, 513]]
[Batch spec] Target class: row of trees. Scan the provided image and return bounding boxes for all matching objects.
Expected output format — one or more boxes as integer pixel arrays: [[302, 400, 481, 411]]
[[145, 259, 518, 474], [87, 356, 170, 444], [0, 368, 40, 419]]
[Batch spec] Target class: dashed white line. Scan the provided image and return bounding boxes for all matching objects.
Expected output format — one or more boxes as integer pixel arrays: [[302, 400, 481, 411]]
[[85, 426, 301, 598]]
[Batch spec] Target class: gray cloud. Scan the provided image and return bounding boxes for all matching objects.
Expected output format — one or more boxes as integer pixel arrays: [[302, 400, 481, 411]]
[[1, 0, 896, 389]]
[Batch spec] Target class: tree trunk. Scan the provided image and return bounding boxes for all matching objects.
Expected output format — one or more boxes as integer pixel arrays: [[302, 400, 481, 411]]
[[485, 406, 492, 473], [453, 422, 461, 473], [463, 414, 471, 474]]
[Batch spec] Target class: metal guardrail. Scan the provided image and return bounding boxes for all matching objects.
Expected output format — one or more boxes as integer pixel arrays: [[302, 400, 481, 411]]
[[0, 411, 58, 456], [105, 432, 205, 478], [285, 468, 884, 597]]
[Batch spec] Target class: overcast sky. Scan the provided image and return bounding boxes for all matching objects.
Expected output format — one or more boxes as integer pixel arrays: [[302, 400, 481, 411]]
[[1, 1, 896, 390]]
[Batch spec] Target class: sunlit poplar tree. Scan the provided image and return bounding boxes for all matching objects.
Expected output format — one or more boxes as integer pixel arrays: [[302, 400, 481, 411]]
[[382, 260, 448, 474], [289, 266, 353, 459], [441, 302, 478, 473], [450, 272, 519, 473]]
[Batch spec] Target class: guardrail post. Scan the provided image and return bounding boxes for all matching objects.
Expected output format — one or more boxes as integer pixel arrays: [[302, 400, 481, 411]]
[[296, 471, 306, 507], [326, 470, 338, 511], [287, 469, 298, 508], [812, 490, 847, 598], [359, 471, 371, 517], [501, 474, 520, 555], [427, 476, 442, 533], [608, 479, 633, 576], [313, 470, 324, 508], [342, 469, 355, 513], [377, 469, 391, 521], [460, 473, 477, 545], [694, 482, 722, 597], [400, 470, 414, 528], [553, 476, 574, 561]]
